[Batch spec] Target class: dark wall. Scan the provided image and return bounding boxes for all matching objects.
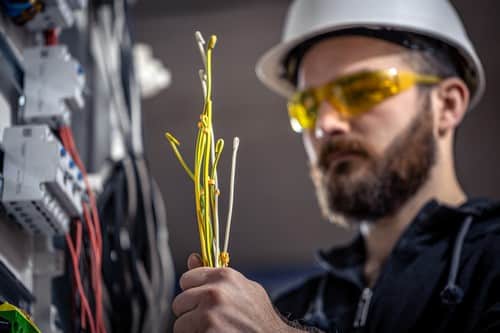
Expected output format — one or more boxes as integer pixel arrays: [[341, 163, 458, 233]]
[[133, 1, 500, 275]]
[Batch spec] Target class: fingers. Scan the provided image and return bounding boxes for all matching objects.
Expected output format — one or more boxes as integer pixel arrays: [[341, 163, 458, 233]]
[[180, 253, 205, 291], [173, 306, 198, 333], [180, 265, 241, 291], [179, 267, 212, 291], [187, 253, 203, 270], [172, 287, 201, 317]]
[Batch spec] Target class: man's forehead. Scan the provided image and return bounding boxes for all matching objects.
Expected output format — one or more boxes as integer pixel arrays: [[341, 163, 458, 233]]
[[298, 36, 410, 88]]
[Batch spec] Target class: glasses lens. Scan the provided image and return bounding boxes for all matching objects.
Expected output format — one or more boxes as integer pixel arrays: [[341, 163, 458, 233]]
[[288, 91, 317, 132], [287, 69, 439, 133], [333, 71, 402, 117]]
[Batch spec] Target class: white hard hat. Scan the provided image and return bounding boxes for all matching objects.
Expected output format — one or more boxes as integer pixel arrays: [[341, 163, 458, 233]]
[[256, 0, 485, 109]]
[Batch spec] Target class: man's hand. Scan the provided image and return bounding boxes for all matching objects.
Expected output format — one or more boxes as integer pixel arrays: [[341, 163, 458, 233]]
[[172, 253, 299, 333]]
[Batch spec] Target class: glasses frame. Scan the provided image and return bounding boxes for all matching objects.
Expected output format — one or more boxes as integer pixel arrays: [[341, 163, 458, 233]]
[[287, 68, 442, 133]]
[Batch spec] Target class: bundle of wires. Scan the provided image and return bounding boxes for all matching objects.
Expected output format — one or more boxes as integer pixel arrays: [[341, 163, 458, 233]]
[[40, 28, 106, 333], [166, 32, 240, 268], [60, 125, 106, 333], [42, 0, 176, 329]]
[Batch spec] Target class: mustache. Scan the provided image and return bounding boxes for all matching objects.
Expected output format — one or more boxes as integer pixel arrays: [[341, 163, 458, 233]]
[[318, 138, 372, 170]]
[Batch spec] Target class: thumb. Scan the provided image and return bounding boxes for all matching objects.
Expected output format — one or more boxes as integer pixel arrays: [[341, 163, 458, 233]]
[[187, 253, 203, 270]]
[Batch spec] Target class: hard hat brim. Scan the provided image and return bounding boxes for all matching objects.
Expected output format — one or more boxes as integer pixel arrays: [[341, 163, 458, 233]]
[[256, 23, 485, 109]]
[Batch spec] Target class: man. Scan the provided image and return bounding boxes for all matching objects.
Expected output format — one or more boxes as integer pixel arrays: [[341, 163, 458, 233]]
[[172, 0, 500, 332]]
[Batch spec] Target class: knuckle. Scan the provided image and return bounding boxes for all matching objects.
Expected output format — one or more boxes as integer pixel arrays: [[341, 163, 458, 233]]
[[214, 267, 239, 282], [215, 268, 231, 280], [203, 287, 223, 305]]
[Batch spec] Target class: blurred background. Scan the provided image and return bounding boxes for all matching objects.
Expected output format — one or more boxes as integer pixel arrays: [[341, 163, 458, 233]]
[[133, 0, 500, 292]]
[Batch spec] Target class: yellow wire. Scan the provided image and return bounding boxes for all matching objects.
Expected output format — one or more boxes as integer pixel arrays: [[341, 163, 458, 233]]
[[164, 133, 195, 181], [165, 33, 237, 268]]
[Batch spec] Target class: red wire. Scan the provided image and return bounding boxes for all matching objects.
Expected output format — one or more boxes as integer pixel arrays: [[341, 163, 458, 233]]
[[60, 127, 106, 333], [44, 29, 59, 46], [66, 223, 96, 333], [75, 221, 87, 330], [83, 203, 102, 333], [59, 127, 102, 247], [48, 29, 104, 333], [73, 219, 85, 327]]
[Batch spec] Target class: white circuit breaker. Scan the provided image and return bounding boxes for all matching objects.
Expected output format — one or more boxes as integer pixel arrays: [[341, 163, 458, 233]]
[[22, 45, 85, 128], [1, 125, 86, 236]]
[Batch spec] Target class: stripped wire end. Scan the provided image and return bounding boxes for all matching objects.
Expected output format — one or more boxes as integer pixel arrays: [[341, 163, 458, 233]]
[[195, 31, 207, 68], [208, 35, 217, 49]]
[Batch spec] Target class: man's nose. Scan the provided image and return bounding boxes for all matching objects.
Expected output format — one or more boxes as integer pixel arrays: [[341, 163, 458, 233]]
[[314, 100, 350, 139]]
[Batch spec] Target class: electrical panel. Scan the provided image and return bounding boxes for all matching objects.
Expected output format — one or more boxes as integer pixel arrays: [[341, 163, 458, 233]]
[[2, 125, 86, 236], [22, 45, 85, 128], [0, 0, 176, 332]]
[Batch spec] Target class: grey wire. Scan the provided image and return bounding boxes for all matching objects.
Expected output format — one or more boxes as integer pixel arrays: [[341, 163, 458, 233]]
[[136, 261, 155, 333], [126, 33, 144, 157], [152, 179, 176, 332], [136, 158, 162, 332], [123, 157, 138, 228], [122, 157, 142, 333], [91, 6, 132, 143]]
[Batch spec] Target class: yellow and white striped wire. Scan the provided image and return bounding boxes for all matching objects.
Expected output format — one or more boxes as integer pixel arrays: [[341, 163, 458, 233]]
[[165, 32, 240, 268]]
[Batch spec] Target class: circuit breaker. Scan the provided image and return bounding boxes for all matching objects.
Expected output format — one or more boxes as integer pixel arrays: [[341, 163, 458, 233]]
[[1, 125, 86, 236], [22, 45, 85, 128]]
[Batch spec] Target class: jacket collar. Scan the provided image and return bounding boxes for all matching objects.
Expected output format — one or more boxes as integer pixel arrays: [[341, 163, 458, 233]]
[[315, 198, 500, 288]]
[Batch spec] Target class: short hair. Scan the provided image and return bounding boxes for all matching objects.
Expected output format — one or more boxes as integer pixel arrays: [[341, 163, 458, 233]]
[[403, 49, 460, 79]]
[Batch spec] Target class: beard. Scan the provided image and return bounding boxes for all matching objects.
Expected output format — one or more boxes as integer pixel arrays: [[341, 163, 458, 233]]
[[310, 98, 436, 226]]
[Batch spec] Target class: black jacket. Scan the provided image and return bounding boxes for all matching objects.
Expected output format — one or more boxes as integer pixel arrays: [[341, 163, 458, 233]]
[[274, 198, 500, 333]]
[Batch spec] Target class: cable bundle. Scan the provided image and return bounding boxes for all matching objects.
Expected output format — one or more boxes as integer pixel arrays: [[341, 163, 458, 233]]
[[40, 27, 105, 333], [60, 126, 106, 333], [166, 31, 240, 268], [49, 0, 176, 329], [89, 1, 176, 331]]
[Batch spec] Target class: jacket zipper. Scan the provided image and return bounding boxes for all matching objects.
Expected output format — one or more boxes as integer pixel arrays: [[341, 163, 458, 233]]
[[353, 287, 373, 329]]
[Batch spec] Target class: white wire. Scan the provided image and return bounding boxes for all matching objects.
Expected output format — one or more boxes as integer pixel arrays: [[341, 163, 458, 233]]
[[223, 137, 240, 253], [211, 127, 220, 267], [195, 31, 207, 68], [91, 9, 131, 139], [198, 69, 207, 99]]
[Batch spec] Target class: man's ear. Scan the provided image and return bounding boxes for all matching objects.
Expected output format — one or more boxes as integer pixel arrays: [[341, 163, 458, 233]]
[[433, 77, 470, 137]]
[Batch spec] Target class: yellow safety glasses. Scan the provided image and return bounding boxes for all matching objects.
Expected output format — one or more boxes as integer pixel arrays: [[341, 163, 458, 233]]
[[287, 68, 442, 132]]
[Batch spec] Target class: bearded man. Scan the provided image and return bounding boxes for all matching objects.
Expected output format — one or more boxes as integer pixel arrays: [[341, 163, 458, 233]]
[[171, 1, 500, 332]]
